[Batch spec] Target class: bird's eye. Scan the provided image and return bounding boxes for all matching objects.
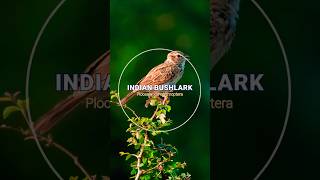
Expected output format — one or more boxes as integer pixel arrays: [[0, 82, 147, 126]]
[[177, 54, 181, 57]]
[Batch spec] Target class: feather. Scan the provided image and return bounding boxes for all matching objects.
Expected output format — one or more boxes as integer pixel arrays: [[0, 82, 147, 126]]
[[211, 0, 240, 68]]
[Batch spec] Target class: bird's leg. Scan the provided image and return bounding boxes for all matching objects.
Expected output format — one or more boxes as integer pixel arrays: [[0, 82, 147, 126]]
[[145, 97, 151, 108], [162, 94, 169, 105], [156, 96, 163, 103], [151, 106, 159, 120]]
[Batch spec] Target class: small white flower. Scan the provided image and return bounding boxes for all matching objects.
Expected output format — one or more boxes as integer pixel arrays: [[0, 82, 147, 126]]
[[157, 113, 166, 124]]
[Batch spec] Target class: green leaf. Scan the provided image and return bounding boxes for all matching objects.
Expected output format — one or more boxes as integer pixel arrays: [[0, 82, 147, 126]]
[[119, 151, 129, 156], [130, 168, 137, 175], [141, 174, 151, 180], [69, 176, 79, 180], [2, 106, 20, 119], [125, 154, 132, 160], [165, 105, 171, 112], [142, 157, 147, 164], [149, 99, 158, 106], [17, 99, 26, 110], [149, 151, 154, 158], [134, 145, 140, 150], [110, 94, 118, 100], [151, 131, 158, 136]]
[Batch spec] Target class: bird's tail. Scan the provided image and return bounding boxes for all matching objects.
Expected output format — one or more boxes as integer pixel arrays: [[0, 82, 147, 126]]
[[120, 91, 137, 105], [33, 92, 92, 135]]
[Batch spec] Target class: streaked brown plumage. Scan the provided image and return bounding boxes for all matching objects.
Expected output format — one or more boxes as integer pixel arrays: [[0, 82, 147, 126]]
[[33, 0, 240, 134], [33, 51, 110, 135], [211, 0, 240, 68], [120, 51, 187, 105]]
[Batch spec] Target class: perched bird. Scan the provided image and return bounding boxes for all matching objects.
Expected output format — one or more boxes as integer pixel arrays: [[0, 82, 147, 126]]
[[211, 0, 240, 68], [33, 0, 240, 134], [120, 51, 188, 105], [33, 51, 110, 135]]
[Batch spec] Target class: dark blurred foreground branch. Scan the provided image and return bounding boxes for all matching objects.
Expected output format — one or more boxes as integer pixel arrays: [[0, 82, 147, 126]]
[[0, 92, 103, 180], [0, 124, 96, 179]]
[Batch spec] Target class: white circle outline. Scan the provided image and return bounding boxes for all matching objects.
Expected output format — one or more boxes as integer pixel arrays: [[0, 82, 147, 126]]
[[117, 48, 202, 132], [23, 0, 291, 179], [250, 0, 292, 179], [25, 0, 66, 179]]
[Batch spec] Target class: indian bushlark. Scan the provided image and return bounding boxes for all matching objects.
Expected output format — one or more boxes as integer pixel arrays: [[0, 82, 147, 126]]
[[120, 51, 188, 105]]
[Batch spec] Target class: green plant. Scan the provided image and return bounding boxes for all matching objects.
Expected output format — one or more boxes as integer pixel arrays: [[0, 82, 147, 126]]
[[0, 92, 98, 180], [111, 91, 191, 180]]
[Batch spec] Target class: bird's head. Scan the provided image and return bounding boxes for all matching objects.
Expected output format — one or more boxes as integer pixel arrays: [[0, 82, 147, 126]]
[[166, 51, 188, 65]]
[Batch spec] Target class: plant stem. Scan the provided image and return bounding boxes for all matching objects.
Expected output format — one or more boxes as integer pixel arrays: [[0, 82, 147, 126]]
[[109, 100, 139, 118], [135, 131, 149, 180], [0, 124, 27, 135], [18, 103, 94, 180], [0, 124, 93, 179], [25, 136, 92, 179], [151, 106, 159, 120]]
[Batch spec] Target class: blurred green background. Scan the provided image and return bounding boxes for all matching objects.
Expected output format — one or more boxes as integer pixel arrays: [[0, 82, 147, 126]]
[[0, 0, 109, 179], [212, 0, 320, 180], [110, 0, 210, 179], [0, 0, 319, 180]]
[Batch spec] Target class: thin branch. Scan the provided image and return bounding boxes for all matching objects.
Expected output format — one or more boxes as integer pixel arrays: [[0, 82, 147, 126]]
[[25, 135, 91, 179], [20, 102, 93, 180], [151, 95, 169, 120], [143, 159, 169, 175], [143, 146, 173, 175], [131, 154, 139, 158], [109, 100, 139, 118], [151, 106, 159, 120], [135, 131, 149, 180], [0, 124, 93, 180], [0, 124, 28, 135]]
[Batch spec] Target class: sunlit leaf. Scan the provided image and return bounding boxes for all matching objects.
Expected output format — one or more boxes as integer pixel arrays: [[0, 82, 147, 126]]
[[3, 106, 20, 119], [17, 100, 26, 110], [125, 154, 132, 160], [69, 176, 78, 180]]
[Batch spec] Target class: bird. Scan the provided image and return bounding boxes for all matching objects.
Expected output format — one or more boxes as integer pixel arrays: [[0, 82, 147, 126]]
[[211, 0, 240, 68], [32, 0, 240, 134], [33, 51, 110, 135], [120, 51, 188, 106]]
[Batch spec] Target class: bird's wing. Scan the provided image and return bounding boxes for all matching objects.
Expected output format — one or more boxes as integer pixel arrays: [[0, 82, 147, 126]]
[[138, 63, 179, 86], [74, 50, 110, 95], [84, 50, 110, 75]]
